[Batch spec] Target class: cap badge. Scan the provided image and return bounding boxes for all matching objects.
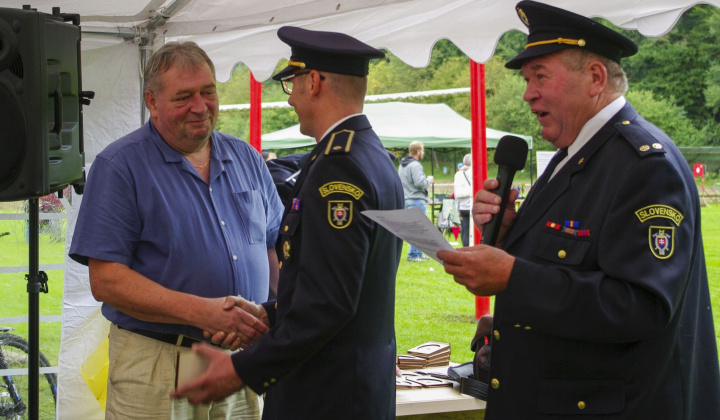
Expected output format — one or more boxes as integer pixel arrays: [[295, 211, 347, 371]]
[[517, 7, 529, 26]]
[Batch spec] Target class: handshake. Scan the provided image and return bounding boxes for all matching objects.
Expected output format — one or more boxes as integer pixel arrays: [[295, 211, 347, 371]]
[[203, 296, 270, 351]]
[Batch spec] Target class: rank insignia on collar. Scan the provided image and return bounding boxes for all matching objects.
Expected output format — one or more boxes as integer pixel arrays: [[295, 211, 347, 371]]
[[329, 200, 352, 229], [649, 226, 674, 259], [282, 240, 291, 260]]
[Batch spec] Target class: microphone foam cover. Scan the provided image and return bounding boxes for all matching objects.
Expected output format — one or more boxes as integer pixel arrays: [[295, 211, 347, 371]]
[[494, 135, 529, 170]]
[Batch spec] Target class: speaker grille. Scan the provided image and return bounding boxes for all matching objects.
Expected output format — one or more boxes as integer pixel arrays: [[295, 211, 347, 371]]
[[9, 53, 22, 78]]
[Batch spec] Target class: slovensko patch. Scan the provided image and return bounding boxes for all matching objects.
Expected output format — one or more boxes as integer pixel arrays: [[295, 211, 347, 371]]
[[649, 226, 674, 259], [328, 200, 352, 229]]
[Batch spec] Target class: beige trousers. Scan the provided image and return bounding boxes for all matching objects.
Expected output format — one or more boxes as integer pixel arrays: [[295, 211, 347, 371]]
[[106, 323, 262, 420]]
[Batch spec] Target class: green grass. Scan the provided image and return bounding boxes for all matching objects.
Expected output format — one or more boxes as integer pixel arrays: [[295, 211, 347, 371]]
[[1, 202, 719, 373]]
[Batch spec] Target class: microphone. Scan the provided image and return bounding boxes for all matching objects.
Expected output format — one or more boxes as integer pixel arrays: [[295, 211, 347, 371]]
[[481, 135, 529, 246]]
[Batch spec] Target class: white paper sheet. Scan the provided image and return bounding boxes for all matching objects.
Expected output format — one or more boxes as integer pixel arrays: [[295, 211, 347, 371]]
[[362, 208, 454, 263]]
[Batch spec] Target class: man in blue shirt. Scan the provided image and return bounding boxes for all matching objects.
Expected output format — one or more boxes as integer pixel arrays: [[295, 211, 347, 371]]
[[69, 41, 283, 419]]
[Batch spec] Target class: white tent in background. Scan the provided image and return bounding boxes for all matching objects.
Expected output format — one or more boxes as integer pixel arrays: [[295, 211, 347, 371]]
[[0, 1, 713, 418], [261, 102, 533, 149]]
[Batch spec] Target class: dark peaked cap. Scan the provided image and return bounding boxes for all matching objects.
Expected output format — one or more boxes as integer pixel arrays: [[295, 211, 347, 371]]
[[272, 26, 385, 81], [505, 1, 638, 69]]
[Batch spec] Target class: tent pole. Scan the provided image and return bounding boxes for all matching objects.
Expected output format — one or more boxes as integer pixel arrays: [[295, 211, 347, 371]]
[[249, 72, 263, 152], [470, 60, 491, 319]]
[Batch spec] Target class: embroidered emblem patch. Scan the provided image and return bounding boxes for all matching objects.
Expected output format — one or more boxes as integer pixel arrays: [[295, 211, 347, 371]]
[[635, 205, 683, 226], [328, 200, 352, 229], [318, 182, 364, 199], [517, 7, 529, 26], [649, 226, 674, 259], [282, 240, 291, 260]]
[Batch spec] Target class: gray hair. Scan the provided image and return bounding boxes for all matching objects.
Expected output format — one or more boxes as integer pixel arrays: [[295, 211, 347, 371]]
[[144, 41, 216, 93], [463, 153, 472, 167], [561, 48, 629, 94]]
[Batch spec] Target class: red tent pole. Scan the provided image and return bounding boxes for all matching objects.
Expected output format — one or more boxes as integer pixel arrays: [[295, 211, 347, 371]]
[[249, 72, 263, 152], [470, 59, 491, 319]]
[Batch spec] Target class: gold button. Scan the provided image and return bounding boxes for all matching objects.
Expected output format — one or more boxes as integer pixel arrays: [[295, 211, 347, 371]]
[[578, 157, 584, 165], [493, 330, 500, 340], [558, 250, 567, 259], [263, 382, 270, 387], [622, 120, 630, 125], [578, 39, 586, 47], [524, 326, 532, 330], [578, 401, 586, 410], [652, 143, 663, 149], [270, 378, 277, 383], [491, 378, 500, 389], [284, 225, 289, 232], [514, 323, 521, 328], [278, 262, 283, 270], [639, 145, 650, 152]]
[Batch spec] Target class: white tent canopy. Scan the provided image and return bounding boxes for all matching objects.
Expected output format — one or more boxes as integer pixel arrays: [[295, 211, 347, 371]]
[[261, 102, 533, 149], [2, 1, 714, 418], [4, 0, 718, 162]]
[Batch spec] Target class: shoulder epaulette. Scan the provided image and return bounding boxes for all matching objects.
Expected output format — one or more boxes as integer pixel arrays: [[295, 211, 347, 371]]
[[615, 119, 666, 158], [324, 129, 354, 156]]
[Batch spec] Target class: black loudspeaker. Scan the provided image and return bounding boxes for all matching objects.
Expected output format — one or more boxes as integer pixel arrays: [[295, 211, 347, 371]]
[[0, 6, 86, 202]]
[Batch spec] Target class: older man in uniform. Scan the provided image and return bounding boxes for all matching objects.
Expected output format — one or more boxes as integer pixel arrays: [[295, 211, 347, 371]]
[[438, 2, 720, 419], [174, 27, 404, 419]]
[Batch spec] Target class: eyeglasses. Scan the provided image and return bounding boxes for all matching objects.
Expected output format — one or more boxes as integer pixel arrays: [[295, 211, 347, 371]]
[[280, 71, 325, 95]]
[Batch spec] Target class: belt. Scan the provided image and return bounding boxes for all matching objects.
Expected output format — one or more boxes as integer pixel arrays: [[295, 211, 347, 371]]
[[116, 324, 201, 348]]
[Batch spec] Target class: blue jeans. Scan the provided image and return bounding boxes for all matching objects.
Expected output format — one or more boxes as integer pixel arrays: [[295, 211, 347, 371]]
[[404, 198, 427, 258]]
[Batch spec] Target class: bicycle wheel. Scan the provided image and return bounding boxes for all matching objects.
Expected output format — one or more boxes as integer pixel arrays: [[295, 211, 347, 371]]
[[0, 334, 57, 419]]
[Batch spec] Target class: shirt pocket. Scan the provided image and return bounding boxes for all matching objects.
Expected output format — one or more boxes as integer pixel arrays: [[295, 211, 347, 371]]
[[233, 190, 266, 244], [533, 230, 591, 265]]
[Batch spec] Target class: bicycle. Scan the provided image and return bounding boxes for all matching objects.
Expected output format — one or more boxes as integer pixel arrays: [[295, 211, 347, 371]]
[[0, 327, 57, 419]]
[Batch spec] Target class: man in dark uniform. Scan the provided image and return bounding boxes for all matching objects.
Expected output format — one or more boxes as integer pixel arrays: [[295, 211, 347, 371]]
[[174, 26, 404, 419], [438, 2, 720, 419]]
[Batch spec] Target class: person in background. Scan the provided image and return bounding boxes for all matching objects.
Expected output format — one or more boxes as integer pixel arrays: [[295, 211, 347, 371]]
[[438, 1, 720, 419], [173, 26, 404, 420], [69, 41, 283, 419], [453, 154, 473, 247], [398, 140, 433, 261]]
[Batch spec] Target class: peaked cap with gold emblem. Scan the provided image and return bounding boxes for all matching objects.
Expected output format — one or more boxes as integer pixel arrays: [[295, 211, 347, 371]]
[[506, 1, 638, 69], [272, 26, 385, 81]]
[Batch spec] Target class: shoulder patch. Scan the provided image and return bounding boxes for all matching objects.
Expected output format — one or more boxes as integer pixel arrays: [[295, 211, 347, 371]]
[[649, 226, 674, 259], [328, 200, 353, 229], [324, 130, 354, 155], [615, 119, 666, 158], [635, 205, 683, 226], [318, 182, 364, 199]]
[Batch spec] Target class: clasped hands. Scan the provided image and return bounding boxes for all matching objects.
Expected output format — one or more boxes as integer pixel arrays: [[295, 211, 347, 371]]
[[172, 296, 267, 404], [204, 295, 269, 350]]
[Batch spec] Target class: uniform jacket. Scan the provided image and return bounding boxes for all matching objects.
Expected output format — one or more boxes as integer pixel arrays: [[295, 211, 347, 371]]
[[486, 102, 720, 419], [232, 115, 404, 419]]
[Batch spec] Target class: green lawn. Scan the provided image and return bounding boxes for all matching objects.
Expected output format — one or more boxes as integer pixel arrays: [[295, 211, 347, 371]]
[[1, 202, 719, 370]]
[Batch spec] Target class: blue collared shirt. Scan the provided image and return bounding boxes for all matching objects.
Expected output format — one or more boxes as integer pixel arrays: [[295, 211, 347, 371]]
[[69, 122, 283, 339]]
